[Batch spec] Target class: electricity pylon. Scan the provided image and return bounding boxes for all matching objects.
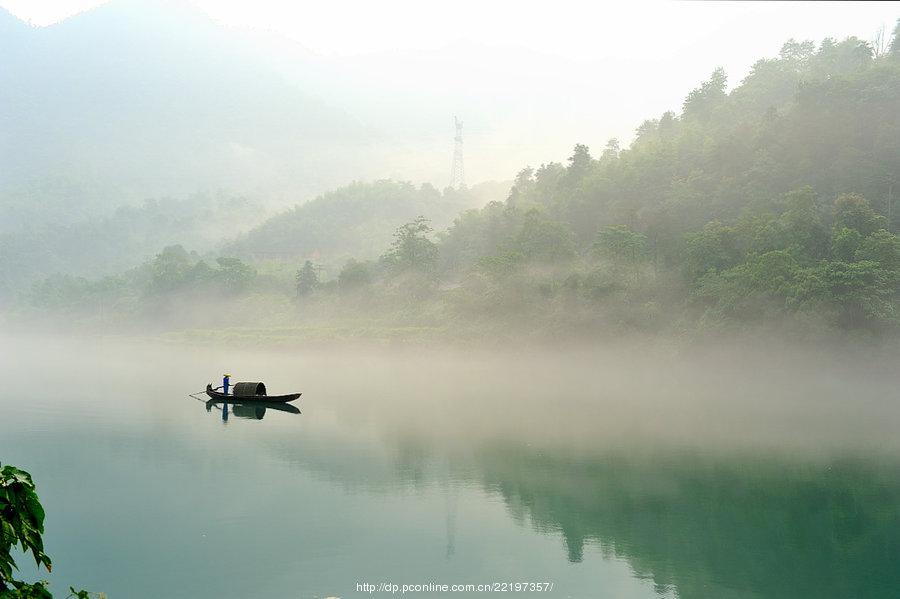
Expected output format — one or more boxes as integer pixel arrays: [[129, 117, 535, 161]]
[[449, 116, 465, 189]]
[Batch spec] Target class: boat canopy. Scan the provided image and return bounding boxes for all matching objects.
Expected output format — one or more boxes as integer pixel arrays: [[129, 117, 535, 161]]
[[232, 382, 267, 397]]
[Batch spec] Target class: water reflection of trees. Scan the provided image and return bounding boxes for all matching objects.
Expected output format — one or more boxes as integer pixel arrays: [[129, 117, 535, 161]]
[[474, 446, 900, 599], [254, 419, 900, 598]]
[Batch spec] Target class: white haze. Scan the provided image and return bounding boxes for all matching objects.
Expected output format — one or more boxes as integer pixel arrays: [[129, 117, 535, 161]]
[[3, 0, 898, 186]]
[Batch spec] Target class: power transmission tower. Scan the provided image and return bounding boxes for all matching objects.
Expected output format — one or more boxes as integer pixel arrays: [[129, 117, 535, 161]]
[[449, 116, 466, 189]]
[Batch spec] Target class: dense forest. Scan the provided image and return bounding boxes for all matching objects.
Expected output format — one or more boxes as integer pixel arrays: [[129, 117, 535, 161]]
[[10, 28, 900, 341]]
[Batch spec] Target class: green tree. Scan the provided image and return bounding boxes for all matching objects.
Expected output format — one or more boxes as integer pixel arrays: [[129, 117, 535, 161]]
[[779, 39, 816, 67], [476, 252, 524, 280], [811, 37, 874, 76], [502, 210, 575, 263], [505, 168, 534, 209], [855, 229, 900, 273], [593, 225, 648, 263], [778, 187, 829, 260], [338, 259, 372, 291], [695, 250, 800, 319], [295, 261, 320, 297], [796, 260, 895, 328], [682, 67, 727, 121], [148, 245, 192, 293], [600, 139, 620, 162], [214, 257, 256, 292], [567, 144, 593, 179], [382, 217, 438, 273], [833, 194, 886, 236], [684, 221, 742, 280], [832, 227, 862, 262]]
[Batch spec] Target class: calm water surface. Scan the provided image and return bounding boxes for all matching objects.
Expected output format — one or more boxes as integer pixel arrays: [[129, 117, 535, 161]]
[[1, 337, 899, 599]]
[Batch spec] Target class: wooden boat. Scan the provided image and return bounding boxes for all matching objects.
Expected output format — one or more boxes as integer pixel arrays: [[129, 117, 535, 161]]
[[205, 383, 301, 403]]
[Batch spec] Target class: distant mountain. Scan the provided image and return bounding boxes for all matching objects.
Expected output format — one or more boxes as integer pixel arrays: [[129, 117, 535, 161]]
[[0, 0, 684, 222], [0, 0, 369, 219], [0, 191, 264, 296]]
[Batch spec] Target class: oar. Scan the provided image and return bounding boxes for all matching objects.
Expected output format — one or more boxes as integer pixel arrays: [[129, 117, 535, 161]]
[[188, 385, 224, 400]]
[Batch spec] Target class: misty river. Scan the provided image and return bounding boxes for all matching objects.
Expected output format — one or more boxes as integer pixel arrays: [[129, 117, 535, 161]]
[[2, 337, 899, 599]]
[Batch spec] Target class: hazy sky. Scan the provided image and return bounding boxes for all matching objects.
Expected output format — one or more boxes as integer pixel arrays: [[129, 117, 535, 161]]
[[3, 0, 898, 184], [4, 1, 896, 60]]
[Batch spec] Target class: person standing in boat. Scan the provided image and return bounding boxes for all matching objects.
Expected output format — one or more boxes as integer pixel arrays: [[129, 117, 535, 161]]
[[222, 373, 231, 396]]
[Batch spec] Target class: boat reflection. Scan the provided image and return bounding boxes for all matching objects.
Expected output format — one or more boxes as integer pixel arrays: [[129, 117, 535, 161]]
[[205, 399, 300, 422]]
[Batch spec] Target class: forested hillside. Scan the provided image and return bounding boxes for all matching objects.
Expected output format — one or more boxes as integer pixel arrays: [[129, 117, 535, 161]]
[[425, 33, 900, 335], [224, 180, 510, 274], [14, 29, 900, 341]]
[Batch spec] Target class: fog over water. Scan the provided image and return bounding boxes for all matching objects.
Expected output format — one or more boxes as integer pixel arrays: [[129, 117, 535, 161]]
[[8, 334, 900, 454], [2, 336, 899, 598]]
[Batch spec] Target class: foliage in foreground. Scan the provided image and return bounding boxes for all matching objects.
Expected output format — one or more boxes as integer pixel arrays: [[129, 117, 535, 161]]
[[0, 463, 96, 599]]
